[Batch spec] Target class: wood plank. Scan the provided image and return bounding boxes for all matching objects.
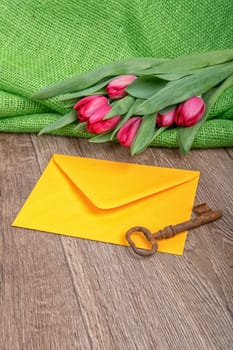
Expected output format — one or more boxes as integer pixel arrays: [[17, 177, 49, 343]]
[[0, 134, 91, 350], [29, 134, 233, 350]]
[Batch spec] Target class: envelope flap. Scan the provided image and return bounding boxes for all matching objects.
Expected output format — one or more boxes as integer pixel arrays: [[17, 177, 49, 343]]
[[53, 154, 199, 209]]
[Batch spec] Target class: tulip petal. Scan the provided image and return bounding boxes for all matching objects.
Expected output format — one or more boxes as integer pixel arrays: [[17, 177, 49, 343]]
[[88, 105, 112, 123], [74, 95, 103, 109], [117, 117, 141, 147], [106, 75, 137, 99], [177, 73, 233, 154], [87, 115, 120, 133], [77, 96, 109, 122], [156, 109, 176, 127], [110, 99, 143, 139], [175, 97, 206, 127]]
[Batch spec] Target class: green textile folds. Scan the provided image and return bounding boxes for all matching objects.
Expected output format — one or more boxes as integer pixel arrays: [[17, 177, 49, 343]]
[[0, 0, 233, 148]]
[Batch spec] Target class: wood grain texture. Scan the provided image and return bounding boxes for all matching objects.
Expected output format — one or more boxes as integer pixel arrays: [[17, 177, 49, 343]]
[[0, 133, 232, 350]]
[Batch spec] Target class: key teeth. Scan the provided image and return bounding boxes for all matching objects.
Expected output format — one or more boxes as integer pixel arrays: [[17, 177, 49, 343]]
[[193, 202, 212, 215]]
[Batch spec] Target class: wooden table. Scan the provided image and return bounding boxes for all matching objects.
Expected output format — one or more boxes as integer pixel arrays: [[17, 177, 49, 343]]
[[0, 133, 232, 350]]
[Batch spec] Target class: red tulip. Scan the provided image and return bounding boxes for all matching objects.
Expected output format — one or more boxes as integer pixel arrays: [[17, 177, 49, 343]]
[[175, 96, 206, 127], [74, 95, 109, 122], [117, 117, 142, 147], [86, 105, 120, 133], [106, 75, 137, 99], [156, 108, 176, 127]]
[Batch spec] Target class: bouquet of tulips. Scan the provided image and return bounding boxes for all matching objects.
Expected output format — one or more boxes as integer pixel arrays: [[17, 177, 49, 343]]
[[32, 49, 233, 154]]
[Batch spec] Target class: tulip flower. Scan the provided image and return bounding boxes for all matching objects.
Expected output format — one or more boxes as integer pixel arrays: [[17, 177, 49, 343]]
[[175, 96, 206, 127], [156, 108, 176, 127], [86, 105, 121, 133], [117, 117, 142, 147], [74, 95, 109, 122], [106, 75, 137, 99]]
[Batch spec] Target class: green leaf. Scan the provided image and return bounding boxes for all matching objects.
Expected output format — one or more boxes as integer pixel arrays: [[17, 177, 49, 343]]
[[177, 73, 233, 154], [154, 73, 189, 80], [159, 104, 178, 114], [135, 62, 233, 115], [126, 76, 167, 99], [110, 99, 143, 139], [130, 114, 156, 155], [74, 121, 88, 132], [31, 57, 167, 99], [63, 101, 79, 108], [129, 64, 211, 80], [144, 49, 233, 74], [38, 110, 77, 135], [31, 50, 233, 99], [60, 89, 107, 102], [152, 126, 168, 141], [104, 96, 135, 119], [58, 77, 113, 101], [153, 64, 229, 81], [89, 131, 113, 143]]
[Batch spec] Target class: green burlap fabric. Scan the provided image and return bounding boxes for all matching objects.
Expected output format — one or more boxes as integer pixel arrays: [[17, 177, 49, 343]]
[[0, 0, 233, 148]]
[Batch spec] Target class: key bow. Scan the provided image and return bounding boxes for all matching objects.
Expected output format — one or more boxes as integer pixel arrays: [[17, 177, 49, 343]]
[[125, 203, 223, 257]]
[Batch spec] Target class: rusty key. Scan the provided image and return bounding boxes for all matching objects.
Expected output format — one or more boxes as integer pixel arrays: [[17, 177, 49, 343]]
[[125, 203, 223, 257]]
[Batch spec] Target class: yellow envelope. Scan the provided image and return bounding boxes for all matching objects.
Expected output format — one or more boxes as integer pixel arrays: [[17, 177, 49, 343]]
[[12, 154, 199, 255]]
